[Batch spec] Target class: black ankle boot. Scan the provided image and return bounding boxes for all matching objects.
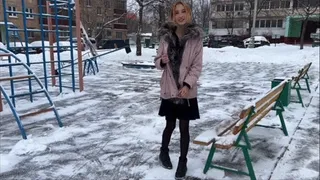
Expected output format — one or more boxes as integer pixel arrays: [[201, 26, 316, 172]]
[[159, 147, 173, 169], [175, 157, 187, 179]]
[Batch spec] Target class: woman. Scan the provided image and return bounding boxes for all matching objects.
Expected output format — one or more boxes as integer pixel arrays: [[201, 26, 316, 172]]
[[154, 1, 203, 179]]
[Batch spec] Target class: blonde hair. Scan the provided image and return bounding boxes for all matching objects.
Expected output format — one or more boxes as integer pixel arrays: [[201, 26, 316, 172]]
[[170, 1, 192, 24]]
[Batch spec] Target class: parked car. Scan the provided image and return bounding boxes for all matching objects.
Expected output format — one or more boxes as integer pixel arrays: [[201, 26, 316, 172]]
[[8, 42, 34, 54], [97, 39, 129, 49], [243, 36, 270, 48], [208, 35, 244, 48], [30, 41, 50, 53], [0, 42, 6, 50]]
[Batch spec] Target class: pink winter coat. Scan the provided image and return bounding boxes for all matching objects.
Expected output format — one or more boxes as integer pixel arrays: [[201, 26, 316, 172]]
[[154, 23, 203, 99]]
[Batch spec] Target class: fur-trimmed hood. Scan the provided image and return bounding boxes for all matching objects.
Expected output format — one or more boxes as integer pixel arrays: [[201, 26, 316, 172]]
[[158, 22, 203, 44]]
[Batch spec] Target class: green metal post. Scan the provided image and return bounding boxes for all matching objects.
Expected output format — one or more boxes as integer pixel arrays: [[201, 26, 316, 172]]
[[304, 73, 311, 93], [243, 131, 252, 150], [204, 144, 216, 174], [296, 88, 304, 107], [242, 146, 256, 180], [277, 110, 288, 136]]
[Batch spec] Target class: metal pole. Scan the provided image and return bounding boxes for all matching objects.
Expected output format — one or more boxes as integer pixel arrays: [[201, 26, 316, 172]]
[[68, 1, 76, 92], [249, 0, 258, 48], [39, 0, 48, 90], [46, 1, 56, 87], [53, 0, 63, 94], [76, 0, 84, 92], [21, 0, 34, 102]]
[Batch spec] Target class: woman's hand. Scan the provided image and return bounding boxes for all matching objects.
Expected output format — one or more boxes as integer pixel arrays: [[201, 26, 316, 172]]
[[161, 54, 169, 64], [178, 86, 189, 98]]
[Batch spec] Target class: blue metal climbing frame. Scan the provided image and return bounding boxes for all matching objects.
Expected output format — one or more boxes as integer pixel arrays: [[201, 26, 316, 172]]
[[0, 0, 83, 139], [1, 0, 83, 106]]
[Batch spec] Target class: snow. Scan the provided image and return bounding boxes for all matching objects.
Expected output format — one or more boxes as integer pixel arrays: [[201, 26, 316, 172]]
[[0, 44, 319, 179]]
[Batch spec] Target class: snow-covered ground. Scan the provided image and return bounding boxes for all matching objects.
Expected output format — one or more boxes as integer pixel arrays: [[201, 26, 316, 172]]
[[0, 44, 319, 180]]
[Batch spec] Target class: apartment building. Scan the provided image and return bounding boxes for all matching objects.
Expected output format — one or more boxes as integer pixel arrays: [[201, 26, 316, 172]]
[[0, 0, 40, 43], [0, 0, 128, 44], [80, 0, 128, 41], [209, 0, 320, 43]]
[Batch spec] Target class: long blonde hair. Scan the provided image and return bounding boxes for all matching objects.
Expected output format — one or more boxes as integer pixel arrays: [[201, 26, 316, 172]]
[[169, 1, 192, 24]]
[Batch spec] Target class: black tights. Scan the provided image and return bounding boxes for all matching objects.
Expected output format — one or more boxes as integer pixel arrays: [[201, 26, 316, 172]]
[[161, 118, 190, 160]]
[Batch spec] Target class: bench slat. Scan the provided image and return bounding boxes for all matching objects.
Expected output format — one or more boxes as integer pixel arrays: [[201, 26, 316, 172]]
[[233, 92, 282, 134], [255, 81, 285, 111], [193, 119, 242, 146], [239, 105, 254, 119], [193, 130, 218, 146], [214, 135, 237, 149], [245, 102, 276, 133]]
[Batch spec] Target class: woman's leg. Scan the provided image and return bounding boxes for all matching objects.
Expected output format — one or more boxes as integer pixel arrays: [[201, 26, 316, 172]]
[[161, 117, 176, 151], [175, 119, 190, 178], [179, 119, 190, 160], [159, 117, 176, 169]]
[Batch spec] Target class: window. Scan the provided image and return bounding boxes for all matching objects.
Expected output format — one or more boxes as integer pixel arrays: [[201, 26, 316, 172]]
[[86, 0, 91, 6], [116, 1, 126, 9], [277, 20, 283, 28], [226, 4, 233, 11], [266, 20, 271, 27], [217, 4, 225, 12], [26, 8, 34, 19], [270, 0, 280, 9], [260, 20, 266, 28], [255, 20, 260, 28], [97, 7, 102, 15], [225, 20, 233, 28], [280, 1, 290, 8], [8, 6, 17, 17], [86, 14, 90, 22], [262, 1, 270, 9], [271, 20, 277, 27], [106, 30, 112, 37], [116, 32, 122, 39], [235, 3, 244, 11], [97, 22, 103, 29], [216, 20, 224, 28], [105, 0, 111, 8], [27, 29, 35, 37]]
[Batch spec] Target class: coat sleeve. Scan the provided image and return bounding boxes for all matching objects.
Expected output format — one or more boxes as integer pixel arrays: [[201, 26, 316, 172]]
[[154, 38, 166, 70], [183, 38, 203, 89]]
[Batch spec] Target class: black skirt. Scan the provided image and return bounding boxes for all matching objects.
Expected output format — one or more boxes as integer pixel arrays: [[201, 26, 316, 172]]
[[158, 98, 200, 120]]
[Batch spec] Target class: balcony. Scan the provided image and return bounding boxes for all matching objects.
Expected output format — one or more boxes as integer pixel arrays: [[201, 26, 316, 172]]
[[114, 9, 127, 15], [113, 24, 127, 30]]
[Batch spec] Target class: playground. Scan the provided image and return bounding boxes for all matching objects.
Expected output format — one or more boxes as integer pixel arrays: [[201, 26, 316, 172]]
[[0, 0, 319, 180], [0, 43, 319, 179]]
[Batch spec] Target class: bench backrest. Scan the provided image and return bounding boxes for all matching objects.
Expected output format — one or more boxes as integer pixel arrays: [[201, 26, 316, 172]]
[[232, 80, 288, 135], [293, 62, 312, 86]]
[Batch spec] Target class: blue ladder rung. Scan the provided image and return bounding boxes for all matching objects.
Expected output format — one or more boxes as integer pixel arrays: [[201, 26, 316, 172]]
[[10, 89, 46, 98], [0, 62, 24, 67], [19, 106, 54, 119], [0, 75, 35, 82]]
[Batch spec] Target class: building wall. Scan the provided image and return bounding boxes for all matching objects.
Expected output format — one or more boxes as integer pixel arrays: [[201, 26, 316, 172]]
[[80, 0, 128, 41], [0, 0, 40, 43], [209, 0, 320, 42]]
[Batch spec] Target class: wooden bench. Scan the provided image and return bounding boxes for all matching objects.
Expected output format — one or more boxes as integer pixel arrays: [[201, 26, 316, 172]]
[[193, 79, 290, 180], [291, 62, 312, 107]]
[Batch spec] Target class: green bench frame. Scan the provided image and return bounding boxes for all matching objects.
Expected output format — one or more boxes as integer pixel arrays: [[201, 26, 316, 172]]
[[193, 80, 290, 180], [291, 62, 312, 107]]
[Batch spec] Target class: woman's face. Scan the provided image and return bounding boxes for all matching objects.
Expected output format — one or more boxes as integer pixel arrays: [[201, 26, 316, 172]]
[[174, 4, 187, 26]]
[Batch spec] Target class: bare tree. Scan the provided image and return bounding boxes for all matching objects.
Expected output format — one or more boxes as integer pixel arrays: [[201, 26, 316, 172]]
[[244, 0, 269, 36], [134, 0, 157, 56], [294, 0, 319, 49], [193, 0, 210, 32]]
